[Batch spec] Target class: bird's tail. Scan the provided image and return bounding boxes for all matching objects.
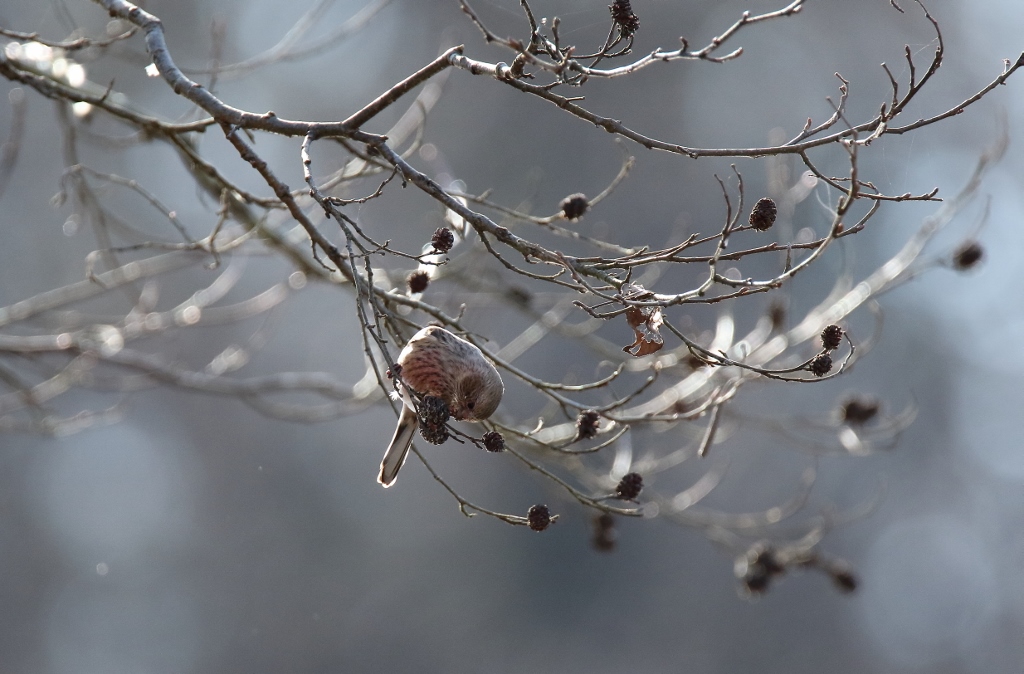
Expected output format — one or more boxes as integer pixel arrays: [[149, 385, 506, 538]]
[[378, 405, 417, 487]]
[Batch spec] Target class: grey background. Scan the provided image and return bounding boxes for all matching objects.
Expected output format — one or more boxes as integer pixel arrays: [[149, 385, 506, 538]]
[[0, 0, 1022, 672]]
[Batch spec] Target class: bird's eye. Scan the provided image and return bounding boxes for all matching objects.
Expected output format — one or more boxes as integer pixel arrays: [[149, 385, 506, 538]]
[[467, 401, 475, 410]]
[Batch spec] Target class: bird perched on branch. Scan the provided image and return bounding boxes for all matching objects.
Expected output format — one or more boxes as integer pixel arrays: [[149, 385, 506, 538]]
[[378, 326, 504, 487]]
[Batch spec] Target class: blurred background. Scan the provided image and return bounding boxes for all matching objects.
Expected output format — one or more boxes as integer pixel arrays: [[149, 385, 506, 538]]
[[0, 0, 1022, 672]]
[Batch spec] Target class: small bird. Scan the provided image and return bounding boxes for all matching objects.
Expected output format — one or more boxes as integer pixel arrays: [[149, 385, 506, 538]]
[[378, 326, 504, 487]]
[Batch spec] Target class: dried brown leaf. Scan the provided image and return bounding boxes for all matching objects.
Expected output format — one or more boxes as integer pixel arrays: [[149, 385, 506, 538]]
[[621, 284, 664, 357]]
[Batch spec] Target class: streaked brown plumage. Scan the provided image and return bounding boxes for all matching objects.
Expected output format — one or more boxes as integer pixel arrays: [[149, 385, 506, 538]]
[[378, 326, 504, 487]]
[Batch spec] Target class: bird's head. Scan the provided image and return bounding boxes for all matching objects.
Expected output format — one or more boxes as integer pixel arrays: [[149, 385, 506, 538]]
[[451, 369, 503, 421]]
